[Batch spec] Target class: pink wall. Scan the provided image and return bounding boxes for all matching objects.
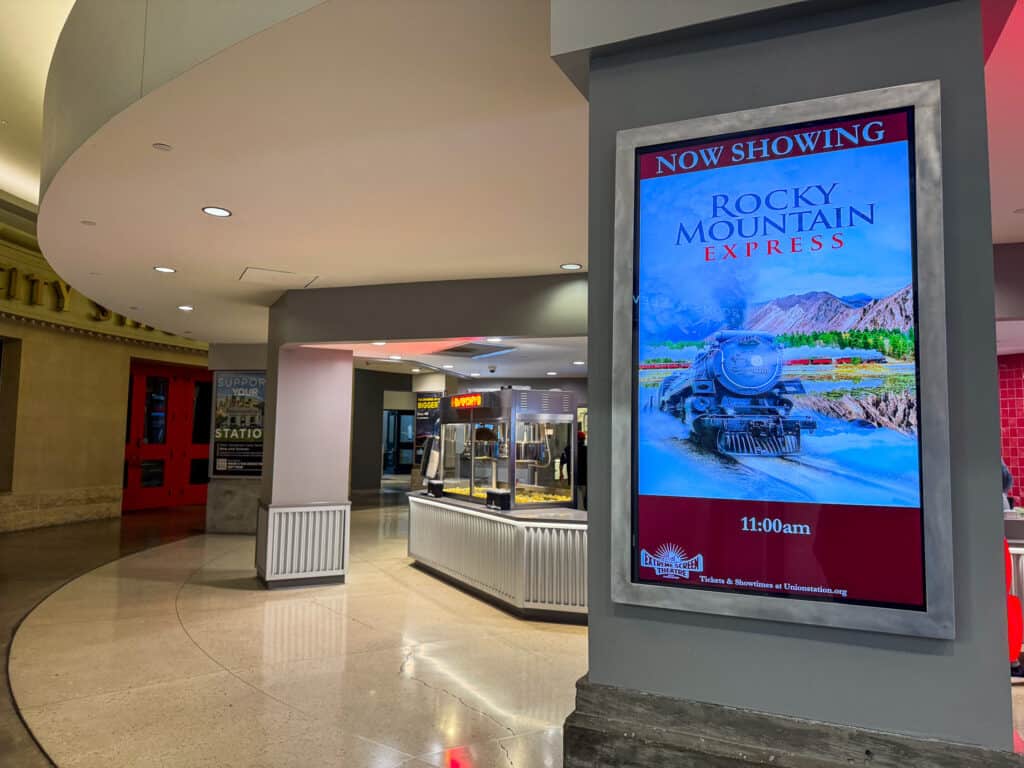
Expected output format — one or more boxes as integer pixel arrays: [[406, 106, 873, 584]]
[[265, 346, 353, 506], [999, 354, 1024, 497]]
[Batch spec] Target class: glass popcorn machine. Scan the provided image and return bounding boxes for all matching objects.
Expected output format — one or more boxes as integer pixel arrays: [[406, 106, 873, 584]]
[[436, 389, 577, 510]]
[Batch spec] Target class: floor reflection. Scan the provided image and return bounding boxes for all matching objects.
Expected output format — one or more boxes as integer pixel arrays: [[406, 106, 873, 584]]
[[9, 500, 586, 767]]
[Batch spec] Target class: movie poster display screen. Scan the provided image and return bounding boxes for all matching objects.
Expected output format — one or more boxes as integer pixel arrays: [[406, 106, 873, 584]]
[[212, 371, 266, 477], [633, 107, 925, 610]]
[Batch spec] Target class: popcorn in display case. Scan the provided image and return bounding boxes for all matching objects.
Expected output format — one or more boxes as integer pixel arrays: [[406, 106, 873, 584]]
[[438, 389, 576, 510]]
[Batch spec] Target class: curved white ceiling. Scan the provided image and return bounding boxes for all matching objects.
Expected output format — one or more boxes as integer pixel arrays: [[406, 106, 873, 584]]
[[0, 0, 74, 206], [37, 0, 588, 343]]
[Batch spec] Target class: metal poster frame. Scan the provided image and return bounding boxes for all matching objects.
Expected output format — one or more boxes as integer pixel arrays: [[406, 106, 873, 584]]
[[609, 81, 954, 638]]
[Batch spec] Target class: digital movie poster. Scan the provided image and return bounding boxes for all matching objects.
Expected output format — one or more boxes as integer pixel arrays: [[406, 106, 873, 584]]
[[414, 391, 443, 469], [633, 108, 926, 609], [212, 371, 266, 477]]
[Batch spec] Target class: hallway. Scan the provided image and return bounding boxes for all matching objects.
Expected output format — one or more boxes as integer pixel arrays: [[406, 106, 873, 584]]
[[7, 500, 586, 767]]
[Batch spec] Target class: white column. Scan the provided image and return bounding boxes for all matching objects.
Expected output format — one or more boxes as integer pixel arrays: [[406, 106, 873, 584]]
[[256, 345, 353, 587]]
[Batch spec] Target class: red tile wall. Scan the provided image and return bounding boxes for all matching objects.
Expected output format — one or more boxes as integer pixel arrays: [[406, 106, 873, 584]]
[[999, 354, 1024, 496]]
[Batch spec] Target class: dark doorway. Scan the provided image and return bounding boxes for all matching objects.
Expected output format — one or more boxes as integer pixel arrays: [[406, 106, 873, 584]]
[[382, 409, 415, 476]]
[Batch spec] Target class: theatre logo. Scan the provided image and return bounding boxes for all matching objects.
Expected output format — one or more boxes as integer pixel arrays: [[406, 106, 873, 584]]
[[640, 543, 704, 580]]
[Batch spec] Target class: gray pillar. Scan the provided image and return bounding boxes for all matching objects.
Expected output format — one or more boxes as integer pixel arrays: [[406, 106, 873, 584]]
[[568, 0, 1012, 762]]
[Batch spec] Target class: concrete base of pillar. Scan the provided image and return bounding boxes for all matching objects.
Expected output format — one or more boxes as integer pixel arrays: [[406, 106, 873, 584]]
[[260, 574, 346, 589], [563, 676, 1019, 767], [205, 478, 261, 534]]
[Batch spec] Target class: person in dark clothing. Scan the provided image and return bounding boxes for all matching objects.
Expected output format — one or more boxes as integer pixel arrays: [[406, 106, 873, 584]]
[[561, 431, 588, 510], [1003, 460, 1014, 513]]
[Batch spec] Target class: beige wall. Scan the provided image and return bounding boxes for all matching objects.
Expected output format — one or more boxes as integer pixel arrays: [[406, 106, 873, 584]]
[[381, 390, 415, 411], [0, 316, 207, 531]]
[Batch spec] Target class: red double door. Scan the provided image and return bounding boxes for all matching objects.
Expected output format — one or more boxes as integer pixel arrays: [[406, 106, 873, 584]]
[[123, 360, 213, 511]]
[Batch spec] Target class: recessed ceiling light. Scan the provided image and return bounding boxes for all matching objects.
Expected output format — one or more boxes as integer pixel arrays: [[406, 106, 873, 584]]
[[80, 219, 96, 226], [560, 263, 582, 271], [201, 206, 232, 218], [371, 341, 387, 346], [153, 266, 176, 273], [177, 305, 194, 312], [442, 365, 454, 370], [152, 142, 173, 152], [572, 360, 585, 366], [411, 368, 421, 373], [470, 372, 481, 377], [389, 355, 402, 360], [486, 337, 502, 343], [546, 371, 558, 376]]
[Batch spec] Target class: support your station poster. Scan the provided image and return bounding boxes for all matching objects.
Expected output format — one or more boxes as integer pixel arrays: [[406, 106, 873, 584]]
[[212, 371, 266, 477], [633, 108, 925, 609]]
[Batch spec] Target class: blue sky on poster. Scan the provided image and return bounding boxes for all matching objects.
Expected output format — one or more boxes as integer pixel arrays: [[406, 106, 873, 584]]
[[637, 141, 913, 340]]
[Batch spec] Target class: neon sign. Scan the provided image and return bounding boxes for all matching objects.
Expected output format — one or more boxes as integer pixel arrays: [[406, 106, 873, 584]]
[[451, 393, 482, 409]]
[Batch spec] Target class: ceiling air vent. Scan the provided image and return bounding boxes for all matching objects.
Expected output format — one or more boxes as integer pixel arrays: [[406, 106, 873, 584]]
[[441, 342, 513, 359], [238, 266, 318, 289]]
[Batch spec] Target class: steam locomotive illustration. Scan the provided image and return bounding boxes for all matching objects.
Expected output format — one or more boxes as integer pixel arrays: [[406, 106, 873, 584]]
[[657, 331, 816, 457]]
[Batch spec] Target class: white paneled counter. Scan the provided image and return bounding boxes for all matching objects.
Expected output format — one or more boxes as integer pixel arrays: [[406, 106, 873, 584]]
[[408, 494, 587, 619]]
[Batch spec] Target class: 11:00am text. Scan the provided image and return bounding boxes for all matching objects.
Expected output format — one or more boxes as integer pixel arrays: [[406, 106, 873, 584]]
[[741, 517, 812, 535]]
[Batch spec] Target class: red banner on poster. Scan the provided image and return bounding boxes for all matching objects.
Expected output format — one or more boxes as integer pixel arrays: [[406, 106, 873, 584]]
[[636, 495, 924, 608], [638, 111, 909, 180]]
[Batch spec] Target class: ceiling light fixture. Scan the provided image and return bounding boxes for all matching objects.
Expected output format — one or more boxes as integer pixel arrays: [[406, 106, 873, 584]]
[[201, 206, 232, 218], [560, 263, 582, 271], [153, 266, 176, 273], [442, 365, 454, 370], [371, 341, 387, 346], [546, 371, 558, 376], [177, 305, 194, 312], [152, 142, 173, 151], [572, 360, 585, 366], [486, 337, 502, 343], [470, 373, 481, 377], [389, 355, 402, 360], [411, 368, 421, 373]]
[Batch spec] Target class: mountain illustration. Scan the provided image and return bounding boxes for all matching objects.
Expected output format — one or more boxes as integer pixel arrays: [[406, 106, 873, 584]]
[[855, 285, 914, 331], [840, 293, 874, 308], [744, 285, 913, 334]]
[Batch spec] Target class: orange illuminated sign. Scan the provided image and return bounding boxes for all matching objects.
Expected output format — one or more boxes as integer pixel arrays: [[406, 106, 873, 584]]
[[451, 393, 482, 409]]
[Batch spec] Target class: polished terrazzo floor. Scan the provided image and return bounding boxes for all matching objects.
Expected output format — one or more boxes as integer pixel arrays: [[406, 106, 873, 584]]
[[9, 500, 587, 767], [0, 506, 206, 767]]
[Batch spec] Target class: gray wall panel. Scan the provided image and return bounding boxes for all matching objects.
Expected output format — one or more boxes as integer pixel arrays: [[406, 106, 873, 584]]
[[207, 343, 267, 371], [271, 274, 587, 345], [351, 370, 412, 491], [995, 243, 1024, 320], [586, 0, 1008, 749]]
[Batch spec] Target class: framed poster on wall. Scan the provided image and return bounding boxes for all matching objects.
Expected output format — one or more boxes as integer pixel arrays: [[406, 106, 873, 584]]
[[211, 371, 266, 477], [610, 82, 954, 638]]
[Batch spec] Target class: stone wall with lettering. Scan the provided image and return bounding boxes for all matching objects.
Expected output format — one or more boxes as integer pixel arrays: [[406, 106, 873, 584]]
[[0, 235, 205, 351]]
